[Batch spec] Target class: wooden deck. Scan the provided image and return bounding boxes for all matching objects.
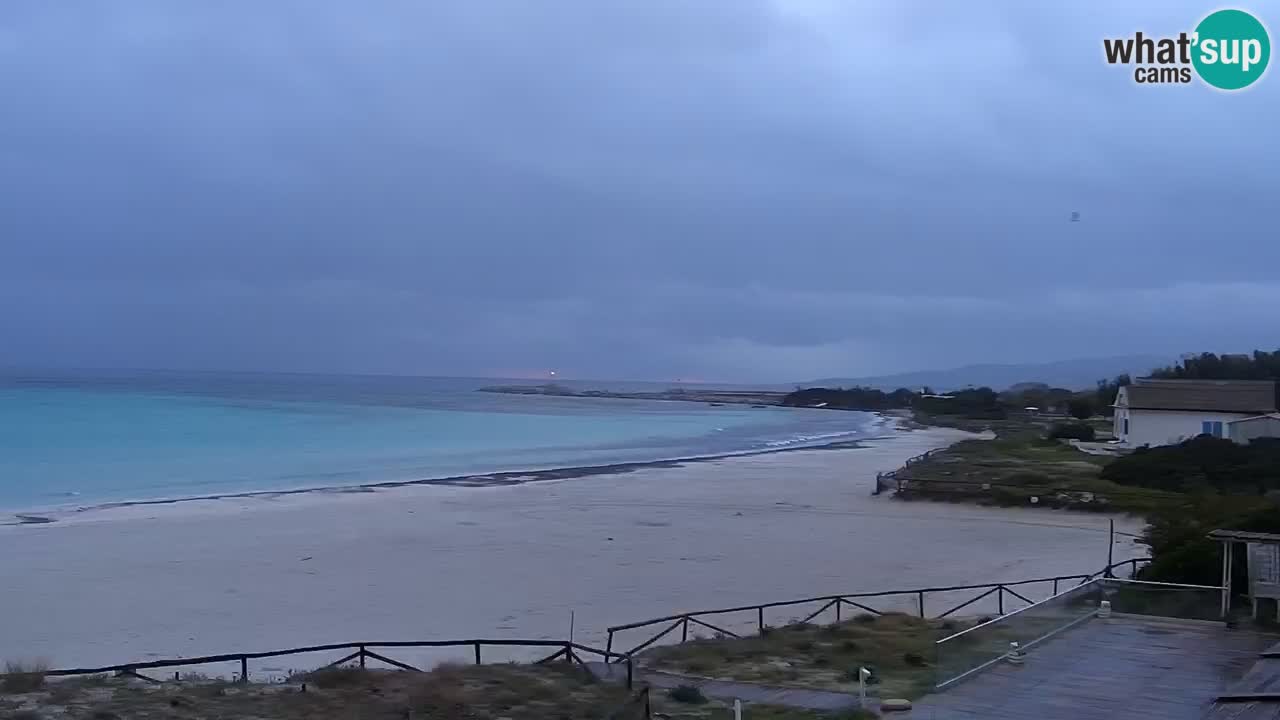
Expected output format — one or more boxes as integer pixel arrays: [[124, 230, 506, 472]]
[[1203, 640, 1280, 720], [905, 616, 1275, 720]]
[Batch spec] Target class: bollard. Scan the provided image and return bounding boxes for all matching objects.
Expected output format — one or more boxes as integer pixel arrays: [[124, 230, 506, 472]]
[[1006, 641, 1025, 665]]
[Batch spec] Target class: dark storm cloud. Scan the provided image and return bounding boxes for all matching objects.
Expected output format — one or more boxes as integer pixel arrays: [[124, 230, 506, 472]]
[[1, 0, 1277, 381]]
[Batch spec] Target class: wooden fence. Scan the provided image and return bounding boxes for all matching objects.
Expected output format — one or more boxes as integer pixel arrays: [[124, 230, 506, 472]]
[[873, 447, 941, 494], [604, 558, 1149, 660], [46, 638, 632, 688]]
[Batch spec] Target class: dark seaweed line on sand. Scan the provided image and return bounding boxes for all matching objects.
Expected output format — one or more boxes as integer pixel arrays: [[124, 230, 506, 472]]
[[4, 436, 889, 525]]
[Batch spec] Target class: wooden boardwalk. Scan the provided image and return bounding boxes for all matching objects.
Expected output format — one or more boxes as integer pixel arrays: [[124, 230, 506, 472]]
[[905, 616, 1275, 720]]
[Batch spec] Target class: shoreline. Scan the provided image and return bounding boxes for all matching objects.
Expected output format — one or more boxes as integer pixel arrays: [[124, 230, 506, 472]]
[[0, 423, 1147, 670], [3, 422, 905, 525]]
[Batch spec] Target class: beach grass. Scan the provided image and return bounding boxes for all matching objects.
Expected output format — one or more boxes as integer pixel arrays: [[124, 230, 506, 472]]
[[894, 428, 1183, 513], [0, 662, 629, 719], [639, 612, 952, 699], [1, 661, 48, 694]]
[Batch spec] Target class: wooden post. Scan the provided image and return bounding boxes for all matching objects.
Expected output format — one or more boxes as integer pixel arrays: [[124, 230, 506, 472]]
[[758, 606, 764, 632], [474, 642, 482, 665], [917, 591, 925, 618], [606, 631, 613, 657], [836, 598, 842, 622], [240, 656, 248, 683], [1222, 540, 1233, 618], [359, 645, 366, 669], [1053, 578, 1059, 595], [681, 617, 689, 642], [998, 586, 1004, 615], [626, 657, 634, 689], [1105, 519, 1115, 578]]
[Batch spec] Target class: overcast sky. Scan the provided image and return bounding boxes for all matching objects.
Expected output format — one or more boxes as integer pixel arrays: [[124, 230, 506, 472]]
[[2, 1, 1277, 383]]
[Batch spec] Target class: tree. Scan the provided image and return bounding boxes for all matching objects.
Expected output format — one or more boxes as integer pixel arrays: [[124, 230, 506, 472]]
[[1067, 398, 1094, 420], [1151, 350, 1280, 380], [1093, 374, 1131, 417]]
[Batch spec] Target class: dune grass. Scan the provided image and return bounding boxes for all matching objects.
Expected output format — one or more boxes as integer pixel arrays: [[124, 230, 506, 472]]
[[0, 662, 629, 720], [1, 661, 48, 694], [894, 431, 1183, 513], [640, 613, 955, 699]]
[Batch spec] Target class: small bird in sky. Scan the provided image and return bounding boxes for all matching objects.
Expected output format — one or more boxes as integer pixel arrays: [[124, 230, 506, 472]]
[[1070, 211, 1081, 222]]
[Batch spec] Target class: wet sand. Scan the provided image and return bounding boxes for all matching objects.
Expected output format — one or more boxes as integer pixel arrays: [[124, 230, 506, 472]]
[[0, 426, 1145, 672]]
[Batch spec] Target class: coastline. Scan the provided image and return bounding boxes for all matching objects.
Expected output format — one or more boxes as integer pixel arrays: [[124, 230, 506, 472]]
[[0, 423, 1146, 671], [3, 416, 901, 525]]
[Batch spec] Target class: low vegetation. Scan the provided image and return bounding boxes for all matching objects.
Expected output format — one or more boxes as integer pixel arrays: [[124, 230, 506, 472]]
[[781, 386, 1007, 421], [1, 661, 48, 694], [640, 613, 949, 699], [1046, 421, 1095, 441], [0, 663, 628, 720], [1102, 436, 1280, 494], [892, 428, 1182, 513]]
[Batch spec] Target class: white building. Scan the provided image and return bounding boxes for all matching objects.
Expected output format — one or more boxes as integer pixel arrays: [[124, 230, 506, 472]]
[[1229, 413, 1280, 445], [1112, 379, 1278, 447]]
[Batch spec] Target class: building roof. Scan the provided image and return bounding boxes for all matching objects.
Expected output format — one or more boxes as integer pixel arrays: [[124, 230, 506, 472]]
[[1208, 529, 1280, 543], [1122, 379, 1278, 414], [1229, 413, 1280, 426]]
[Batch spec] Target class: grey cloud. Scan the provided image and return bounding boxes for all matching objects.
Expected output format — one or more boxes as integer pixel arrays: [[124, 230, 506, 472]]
[[1, 0, 1277, 381]]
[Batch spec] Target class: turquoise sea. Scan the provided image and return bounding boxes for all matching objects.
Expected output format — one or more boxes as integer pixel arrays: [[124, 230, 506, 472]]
[[0, 370, 881, 511]]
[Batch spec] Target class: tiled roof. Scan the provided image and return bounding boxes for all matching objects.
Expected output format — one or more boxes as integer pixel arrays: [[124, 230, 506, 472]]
[[1123, 379, 1278, 414]]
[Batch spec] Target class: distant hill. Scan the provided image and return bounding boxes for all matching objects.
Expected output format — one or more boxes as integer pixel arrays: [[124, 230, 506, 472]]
[[803, 355, 1170, 392]]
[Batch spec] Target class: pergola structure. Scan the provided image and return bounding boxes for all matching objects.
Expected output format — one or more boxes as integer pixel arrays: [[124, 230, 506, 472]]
[[1209, 529, 1280, 620]]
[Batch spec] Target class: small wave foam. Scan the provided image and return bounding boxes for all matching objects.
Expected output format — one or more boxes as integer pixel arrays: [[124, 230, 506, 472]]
[[761, 429, 865, 448]]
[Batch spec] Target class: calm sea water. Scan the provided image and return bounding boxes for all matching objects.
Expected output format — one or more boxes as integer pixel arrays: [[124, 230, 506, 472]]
[[0, 370, 882, 511]]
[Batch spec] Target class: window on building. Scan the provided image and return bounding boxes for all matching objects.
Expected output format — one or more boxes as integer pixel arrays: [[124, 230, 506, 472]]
[[1202, 420, 1224, 437]]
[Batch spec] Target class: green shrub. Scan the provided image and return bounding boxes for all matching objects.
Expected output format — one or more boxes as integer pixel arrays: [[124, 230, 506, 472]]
[[1046, 422, 1095, 441], [1067, 398, 1094, 420], [682, 660, 711, 674], [667, 684, 707, 704], [902, 652, 928, 667], [2, 660, 48, 693]]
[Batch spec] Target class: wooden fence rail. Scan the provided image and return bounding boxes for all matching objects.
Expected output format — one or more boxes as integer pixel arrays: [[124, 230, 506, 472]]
[[872, 447, 940, 495], [46, 638, 631, 689], [605, 558, 1149, 659]]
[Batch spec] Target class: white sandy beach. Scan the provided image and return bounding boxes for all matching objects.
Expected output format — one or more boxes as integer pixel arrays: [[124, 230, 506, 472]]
[[0, 427, 1145, 674]]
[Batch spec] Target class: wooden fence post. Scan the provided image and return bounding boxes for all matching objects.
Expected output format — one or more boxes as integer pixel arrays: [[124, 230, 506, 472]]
[[836, 598, 842, 622], [681, 617, 689, 642], [758, 607, 764, 632], [998, 586, 1005, 615], [473, 643, 481, 665], [917, 591, 925, 618], [240, 656, 248, 683], [359, 645, 366, 669]]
